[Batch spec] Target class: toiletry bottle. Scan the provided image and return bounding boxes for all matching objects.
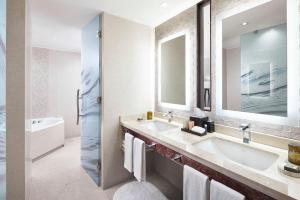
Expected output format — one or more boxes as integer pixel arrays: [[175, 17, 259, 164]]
[[147, 111, 153, 120]]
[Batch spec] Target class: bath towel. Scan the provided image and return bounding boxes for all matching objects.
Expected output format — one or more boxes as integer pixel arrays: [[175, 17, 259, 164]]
[[124, 133, 134, 172], [183, 165, 210, 200], [133, 138, 146, 182], [210, 180, 245, 200]]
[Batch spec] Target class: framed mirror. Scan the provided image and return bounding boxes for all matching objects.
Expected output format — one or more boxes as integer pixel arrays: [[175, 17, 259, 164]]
[[216, 0, 299, 126], [158, 31, 190, 110], [197, 0, 211, 111]]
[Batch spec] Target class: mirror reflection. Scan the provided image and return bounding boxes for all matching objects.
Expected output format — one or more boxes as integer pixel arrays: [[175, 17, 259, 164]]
[[222, 0, 287, 117], [160, 34, 186, 106]]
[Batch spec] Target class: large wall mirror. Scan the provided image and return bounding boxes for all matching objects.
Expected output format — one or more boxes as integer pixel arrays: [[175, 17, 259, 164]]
[[158, 32, 190, 110], [216, 0, 299, 126]]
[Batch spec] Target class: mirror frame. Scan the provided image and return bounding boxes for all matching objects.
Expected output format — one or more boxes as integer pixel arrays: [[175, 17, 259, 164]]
[[215, 0, 300, 126], [197, 0, 211, 111], [158, 31, 191, 111]]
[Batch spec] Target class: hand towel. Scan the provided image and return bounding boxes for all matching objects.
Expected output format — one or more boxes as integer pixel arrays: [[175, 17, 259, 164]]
[[183, 165, 210, 200], [124, 133, 134, 172], [133, 138, 146, 182], [210, 180, 245, 200]]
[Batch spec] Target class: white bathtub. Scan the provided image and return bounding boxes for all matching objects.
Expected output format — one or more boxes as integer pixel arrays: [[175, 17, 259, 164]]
[[29, 117, 65, 160]]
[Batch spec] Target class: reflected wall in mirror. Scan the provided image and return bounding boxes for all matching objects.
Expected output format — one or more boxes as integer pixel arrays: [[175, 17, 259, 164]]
[[197, 0, 211, 111], [222, 0, 287, 117], [158, 32, 190, 110]]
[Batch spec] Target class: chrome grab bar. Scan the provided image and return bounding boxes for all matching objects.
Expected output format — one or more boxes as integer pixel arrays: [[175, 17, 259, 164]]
[[121, 141, 156, 152]]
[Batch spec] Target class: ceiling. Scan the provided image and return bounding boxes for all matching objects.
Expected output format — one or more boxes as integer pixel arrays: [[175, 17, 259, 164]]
[[30, 0, 201, 52], [222, 0, 286, 49]]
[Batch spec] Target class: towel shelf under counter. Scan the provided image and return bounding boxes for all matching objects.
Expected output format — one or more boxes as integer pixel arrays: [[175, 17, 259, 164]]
[[120, 126, 281, 200]]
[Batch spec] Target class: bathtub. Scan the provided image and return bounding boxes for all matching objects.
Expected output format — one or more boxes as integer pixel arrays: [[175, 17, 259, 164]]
[[29, 117, 65, 160]]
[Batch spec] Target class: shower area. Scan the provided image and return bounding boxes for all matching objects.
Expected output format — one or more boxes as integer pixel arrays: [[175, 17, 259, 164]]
[[0, 0, 6, 199]]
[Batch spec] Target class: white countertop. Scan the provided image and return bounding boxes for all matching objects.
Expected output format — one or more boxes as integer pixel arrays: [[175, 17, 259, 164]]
[[120, 116, 300, 200]]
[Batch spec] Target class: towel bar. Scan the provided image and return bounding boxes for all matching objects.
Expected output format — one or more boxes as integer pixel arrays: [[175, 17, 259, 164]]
[[171, 154, 184, 167], [121, 141, 156, 152]]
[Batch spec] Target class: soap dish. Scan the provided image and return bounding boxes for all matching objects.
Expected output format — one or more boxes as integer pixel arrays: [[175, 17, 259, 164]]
[[278, 160, 300, 178], [181, 128, 207, 137]]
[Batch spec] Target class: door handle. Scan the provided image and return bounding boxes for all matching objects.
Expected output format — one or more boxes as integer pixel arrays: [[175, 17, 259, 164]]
[[97, 96, 102, 104], [76, 89, 80, 125]]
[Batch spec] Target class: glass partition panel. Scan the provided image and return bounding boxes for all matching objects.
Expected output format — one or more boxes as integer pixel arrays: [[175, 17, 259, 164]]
[[0, 0, 6, 198]]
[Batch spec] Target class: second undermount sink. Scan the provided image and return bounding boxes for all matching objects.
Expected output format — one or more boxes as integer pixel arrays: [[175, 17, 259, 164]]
[[139, 120, 180, 132], [192, 137, 279, 171]]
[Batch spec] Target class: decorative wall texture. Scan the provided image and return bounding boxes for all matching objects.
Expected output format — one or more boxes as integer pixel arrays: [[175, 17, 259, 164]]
[[155, 1, 300, 141], [155, 6, 198, 116], [32, 48, 49, 118], [31, 47, 81, 138]]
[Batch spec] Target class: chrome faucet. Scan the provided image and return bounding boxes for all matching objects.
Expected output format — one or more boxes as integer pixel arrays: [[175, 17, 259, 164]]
[[163, 111, 174, 123], [240, 123, 251, 143]]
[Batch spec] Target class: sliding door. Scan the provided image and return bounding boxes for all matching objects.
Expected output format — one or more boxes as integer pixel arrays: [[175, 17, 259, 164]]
[[0, 0, 6, 198]]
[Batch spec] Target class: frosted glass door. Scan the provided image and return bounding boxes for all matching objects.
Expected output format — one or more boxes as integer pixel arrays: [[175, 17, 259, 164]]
[[0, 0, 6, 198], [80, 15, 102, 186]]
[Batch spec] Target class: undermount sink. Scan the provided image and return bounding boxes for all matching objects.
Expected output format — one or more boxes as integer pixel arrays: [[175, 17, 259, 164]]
[[192, 137, 279, 171], [139, 120, 180, 132]]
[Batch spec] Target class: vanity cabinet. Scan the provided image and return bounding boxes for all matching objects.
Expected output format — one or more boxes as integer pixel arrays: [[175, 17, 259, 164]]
[[121, 126, 279, 200]]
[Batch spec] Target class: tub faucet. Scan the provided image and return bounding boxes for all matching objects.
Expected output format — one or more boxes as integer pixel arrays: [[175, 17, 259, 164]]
[[240, 123, 251, 143], [163, 111, 174, 123]]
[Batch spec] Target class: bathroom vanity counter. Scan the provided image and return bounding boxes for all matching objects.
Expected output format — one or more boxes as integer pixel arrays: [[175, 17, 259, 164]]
[[120, 116, 300, 200]]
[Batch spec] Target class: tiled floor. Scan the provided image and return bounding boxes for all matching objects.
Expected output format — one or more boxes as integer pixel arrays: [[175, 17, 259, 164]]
[[29, 137, 182, 200]]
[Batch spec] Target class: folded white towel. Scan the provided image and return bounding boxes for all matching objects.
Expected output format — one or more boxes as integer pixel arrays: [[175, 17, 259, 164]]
[[124, 133, 134, 172], [210, 180, 245, 200], [191, 126, 206, 135], [183, 165, 209, 200], [133, 138, 146, 182]]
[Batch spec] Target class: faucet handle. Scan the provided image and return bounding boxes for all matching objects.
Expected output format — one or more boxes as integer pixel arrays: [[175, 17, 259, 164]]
[[240, 123, 250, 131], [163, 111, 173, 116]]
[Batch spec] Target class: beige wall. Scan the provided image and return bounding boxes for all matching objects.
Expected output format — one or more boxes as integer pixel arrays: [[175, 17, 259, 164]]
[[31, 48, 81, 138], [7, 0, 31, 199], [224, 47, 241, 111], [101, 13, 153, 189], [161, 36, 186, 105]]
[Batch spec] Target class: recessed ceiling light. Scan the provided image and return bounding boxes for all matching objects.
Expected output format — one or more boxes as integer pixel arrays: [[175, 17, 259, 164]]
[[160, 2, 168, 8], [241, 22, 248, 26]]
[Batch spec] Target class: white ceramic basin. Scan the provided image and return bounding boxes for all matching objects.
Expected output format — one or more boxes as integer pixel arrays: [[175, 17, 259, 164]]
[[192, 137, 279, 171], [139, 120, 179, 132]]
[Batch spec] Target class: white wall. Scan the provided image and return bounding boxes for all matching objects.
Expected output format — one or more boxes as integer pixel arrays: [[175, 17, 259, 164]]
[[31, 48, 81, 138], [101, 13, 153, 189]]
